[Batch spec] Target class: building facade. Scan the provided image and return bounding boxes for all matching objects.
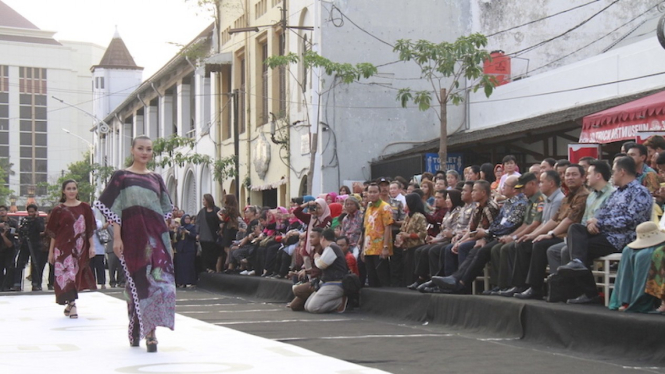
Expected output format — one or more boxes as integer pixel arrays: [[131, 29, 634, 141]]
[[0, 1, 104, 207]]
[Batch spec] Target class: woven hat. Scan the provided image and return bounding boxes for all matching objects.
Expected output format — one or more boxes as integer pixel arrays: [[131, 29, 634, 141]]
[[627, 222, 665, 249]]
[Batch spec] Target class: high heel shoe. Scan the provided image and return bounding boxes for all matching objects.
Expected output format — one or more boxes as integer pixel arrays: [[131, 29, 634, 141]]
[[68, 303, 78, 319], [146, 332, 158, 353], [130, 324, 140, 347]]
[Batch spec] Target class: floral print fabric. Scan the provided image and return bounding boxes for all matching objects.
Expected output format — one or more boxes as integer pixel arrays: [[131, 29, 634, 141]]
[[45, 203, 97, 305]]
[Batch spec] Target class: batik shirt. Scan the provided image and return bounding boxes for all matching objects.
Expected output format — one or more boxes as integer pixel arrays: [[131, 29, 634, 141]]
[[551, 186, 589, 238], [637, 165, 660, 193], [595, 179, 653, 250], [341, 210, 363, 247], [469, 200, 500, 232], [487, 193, 528, 238], [363, 200, 394, 256]]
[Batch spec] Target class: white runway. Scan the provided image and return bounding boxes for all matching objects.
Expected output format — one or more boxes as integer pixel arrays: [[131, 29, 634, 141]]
[[0, 292, 389, 374]]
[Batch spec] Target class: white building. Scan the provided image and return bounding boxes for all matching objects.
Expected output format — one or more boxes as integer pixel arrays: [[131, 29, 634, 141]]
[[0, 0, 104, 206]]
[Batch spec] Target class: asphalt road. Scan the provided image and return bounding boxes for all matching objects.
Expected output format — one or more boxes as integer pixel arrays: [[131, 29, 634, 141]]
[[101, 287, 664, 374]]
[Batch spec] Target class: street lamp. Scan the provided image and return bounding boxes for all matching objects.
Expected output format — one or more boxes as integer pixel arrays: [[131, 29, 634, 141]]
[[62, 128, 94, 202]]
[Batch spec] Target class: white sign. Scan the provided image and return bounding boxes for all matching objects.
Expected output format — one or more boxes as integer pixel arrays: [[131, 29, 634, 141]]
[[301, 133, 310, 155]]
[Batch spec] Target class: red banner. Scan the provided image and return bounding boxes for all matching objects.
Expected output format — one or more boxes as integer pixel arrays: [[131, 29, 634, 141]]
[[568, 143, 601, 163], [635, 131, 665, 144], [579, 115, 665, 144]]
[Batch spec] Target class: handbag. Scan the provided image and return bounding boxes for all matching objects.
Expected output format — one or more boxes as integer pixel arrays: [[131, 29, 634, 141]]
[[96, 229, 110, 244]]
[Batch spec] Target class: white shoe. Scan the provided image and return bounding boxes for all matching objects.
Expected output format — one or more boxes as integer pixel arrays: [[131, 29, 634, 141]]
[[239, 270, 249, 275], [247, 270, 256, 276]]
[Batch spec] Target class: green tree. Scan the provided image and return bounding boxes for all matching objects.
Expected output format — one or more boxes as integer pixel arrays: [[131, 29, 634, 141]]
[[40, 151, 115, 206], [265, 50, 377, 194], [394, 33, 498, 167], [151, 135, 236, 204]]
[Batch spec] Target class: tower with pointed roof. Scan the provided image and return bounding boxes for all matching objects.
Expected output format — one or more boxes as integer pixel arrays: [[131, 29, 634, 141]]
[[91, 27, 143, 121]]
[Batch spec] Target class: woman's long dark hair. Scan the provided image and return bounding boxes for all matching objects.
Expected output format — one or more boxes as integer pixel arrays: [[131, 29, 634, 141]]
[[203, 193, 215, 208], [480, 163, 496, 184], [405, 193, 427, 217], [446, 189, 464, 210], [59, 179, 79, 203], [224, 194, 239, 220]]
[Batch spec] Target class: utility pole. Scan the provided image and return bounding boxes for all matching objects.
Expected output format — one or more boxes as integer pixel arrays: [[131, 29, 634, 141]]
[[232, 89, 240, 201]]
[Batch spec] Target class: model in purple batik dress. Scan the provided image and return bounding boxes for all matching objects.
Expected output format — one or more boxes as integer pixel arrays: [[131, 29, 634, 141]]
[[94, 136, 175, 353]]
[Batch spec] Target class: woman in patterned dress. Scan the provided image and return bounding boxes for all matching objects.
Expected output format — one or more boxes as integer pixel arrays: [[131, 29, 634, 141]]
[[46, 179, 97, 319], [95, 135, 176, 353]]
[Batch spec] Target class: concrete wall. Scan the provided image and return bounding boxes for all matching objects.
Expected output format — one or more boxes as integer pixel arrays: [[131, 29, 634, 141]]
[[471, 0, 664, 78], [313, 0, 471, 193]]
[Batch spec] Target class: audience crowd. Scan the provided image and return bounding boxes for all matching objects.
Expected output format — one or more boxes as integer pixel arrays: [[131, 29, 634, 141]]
[[5, 137, 665, 317]]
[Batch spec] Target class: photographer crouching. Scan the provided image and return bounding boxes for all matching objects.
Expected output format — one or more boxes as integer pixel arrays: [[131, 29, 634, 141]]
[[14, 204, 45, 291]]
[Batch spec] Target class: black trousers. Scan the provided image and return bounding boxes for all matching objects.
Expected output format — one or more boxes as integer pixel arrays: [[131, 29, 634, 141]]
[[454, 240, 497, 290], [200, 241, 221, 271], [30, 249, 48, 288], [389, 247, 404, 287], [90, 254, 106, 285], [414, 244, 433, 279], [426, 242, 450, 277], [567, 223, 616, 297], [402, 245, 421, 286], [512, 240, 533, 288], [0, 247, 14, 290], [365, 255, 390, 287], [526, 237, 562, 291]]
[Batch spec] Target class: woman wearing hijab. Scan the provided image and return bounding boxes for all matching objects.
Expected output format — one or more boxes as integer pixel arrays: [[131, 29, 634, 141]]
[[174, 214, 197, 288], [395, 193, 428, 286], [289, 198, 332, 311]]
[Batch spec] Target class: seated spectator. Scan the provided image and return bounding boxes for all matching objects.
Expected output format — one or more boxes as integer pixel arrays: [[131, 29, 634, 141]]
[[609, 222, 665, 312], [464, 165, 481, 181], [396, 193, 428, 286], [304, 228, 349, 313], [578, 156, 595, 176], [430, 175, 527, 293], [389, 181, 407, 207], [558, 156, 652, 304], [446, 170, 460, 190], [490, 164, 503, 194], [644, 135, 665, 170], [645, 243, 665, 313], [421, 179, 435, 209], [491, 172, 545, 295], [434, 176, 447, 192], [540, 158, 556, 172], [513, 165, 588, 300], [421, 172, 434, 182], [627, 143, 660, 193], [547, 160, 615, 278], [479, 163, 495, 185], [337, 236, 359, 276]]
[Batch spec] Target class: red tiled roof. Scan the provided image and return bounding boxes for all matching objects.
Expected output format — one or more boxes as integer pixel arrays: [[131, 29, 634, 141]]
[[92, 34, 142, 70]]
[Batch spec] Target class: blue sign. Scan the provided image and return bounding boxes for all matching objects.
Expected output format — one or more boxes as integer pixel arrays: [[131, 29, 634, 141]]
[[424, 153, 464, 175]]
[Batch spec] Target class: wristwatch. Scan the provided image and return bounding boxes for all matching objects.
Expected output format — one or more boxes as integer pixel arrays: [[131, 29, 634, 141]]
[[547, 230, 555, 238], [512, 235, 518, 241]]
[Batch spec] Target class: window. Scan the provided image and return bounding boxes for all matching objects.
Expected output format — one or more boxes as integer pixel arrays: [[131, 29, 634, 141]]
[[260, 41, 269, 126], [0, 88, 8, 164], [221, 66, 232, 140], [0, 66, 8, 92], [18, 67, 48, 195]]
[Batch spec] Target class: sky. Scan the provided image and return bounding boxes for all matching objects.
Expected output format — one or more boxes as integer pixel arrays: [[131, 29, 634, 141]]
[[3, 0, 216, 77]]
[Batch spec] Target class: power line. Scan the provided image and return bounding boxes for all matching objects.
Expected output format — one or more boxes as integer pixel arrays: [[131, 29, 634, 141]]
[[487, 0, 600, 37], [507, 0, 620, 57], [469, 71, 665, 104], [326, 4, 394, 48]]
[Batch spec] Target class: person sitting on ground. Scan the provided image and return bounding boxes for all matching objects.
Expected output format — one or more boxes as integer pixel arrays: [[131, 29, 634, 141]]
[[430, 175, 527, 294], [558, 156, 652, 304]]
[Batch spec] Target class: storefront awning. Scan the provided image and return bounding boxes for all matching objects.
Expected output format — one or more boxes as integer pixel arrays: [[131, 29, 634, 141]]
[[580, 90, 665, 144]]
